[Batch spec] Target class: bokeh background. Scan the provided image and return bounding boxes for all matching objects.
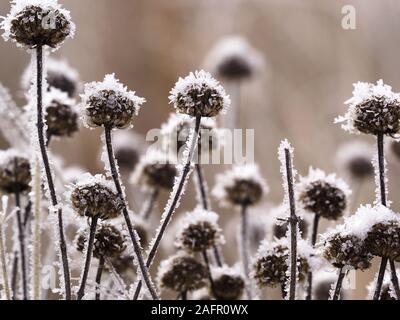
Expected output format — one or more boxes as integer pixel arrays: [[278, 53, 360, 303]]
[[1, 0, 400, 299]]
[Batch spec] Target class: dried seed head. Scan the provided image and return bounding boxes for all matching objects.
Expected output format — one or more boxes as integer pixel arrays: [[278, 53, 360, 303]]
[[204, 36, 265, 82], [365, 221, 400, 261], [45, 89, 78, 138], [70, 174, 123, 220], [157, 253, 208, 293], [335, 141, 374, 180], [81, 74, 145, 129], [253, 239, 312, 288], [1, 1, 75, 49], [322, 231, 372, 270], [210, 266, 245, 300], [297, 168, 350, 220], [169, 70, 230, 118], [175, 208, 224, 253], [336, 80, 400, 136], [131, 149, 177, 191], [212, 164, 268, 207], [111, 130, 144, 172], [273, 218, 308, 240], [0, 149, 31, 194]]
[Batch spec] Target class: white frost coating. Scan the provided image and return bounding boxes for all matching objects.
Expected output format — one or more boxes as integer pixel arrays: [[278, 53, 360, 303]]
[[0, 196, 11, 300], [371, 145, 389, 206], [204, 35, 265, 80], [211, 263, 243, 279], [169, 70, 231, 116], [44, 87, 77, 111], [335, 80, 400, 135], [0, 148, 29, 167], [212, 163, 269, 207], [80, 74, 146, 129], [1, 0, 76, 49]]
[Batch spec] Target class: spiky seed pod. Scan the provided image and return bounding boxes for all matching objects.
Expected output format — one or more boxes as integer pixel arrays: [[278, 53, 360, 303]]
[[0, 150, 31, 194], [1, 1, 75, 49], [212, 164, 268, 208], [157, 253, 208, 293], [365, 221, 400, 261], [131, 150, 177, 191], [169, 70, 231, 118], [336, 80, 400, 136], [211, 267, 245, 300], [204, 36, 265, 82], [273, 218, 308, 240], [322, 232, 372, 270], [81, 74, 145, 129], [70, 174, 124, 220], [45, 89, 78, 138], [76, 224, 126, 259], [175, 208, 224, 253], [297, 168, 350, 220]]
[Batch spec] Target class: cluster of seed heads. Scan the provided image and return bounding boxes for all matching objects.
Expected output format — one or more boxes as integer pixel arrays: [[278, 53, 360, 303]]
[[0, 155, 31, 194]]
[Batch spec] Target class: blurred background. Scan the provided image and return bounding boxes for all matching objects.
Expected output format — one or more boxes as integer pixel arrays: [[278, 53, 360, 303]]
[[1, 0, 400, 300]]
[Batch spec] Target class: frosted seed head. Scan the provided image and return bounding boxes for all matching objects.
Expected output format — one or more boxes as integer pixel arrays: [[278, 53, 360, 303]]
[[0, 149, 31, 194], [273, 217, 308, 240], [2, 0, 75, 49], [175, 207, 224, 253], [169, 70, 230, 118], [70, 174, 123, 220], [365, 221, 400, 261], [81, 74, 145, 129], [157, 252, 208, 293], [210, 266, 245, 300]]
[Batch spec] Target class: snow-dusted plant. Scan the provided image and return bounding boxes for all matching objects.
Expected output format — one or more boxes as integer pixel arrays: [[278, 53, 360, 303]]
[[335, 80, 400, 300], [210, 264, 245, 300], [2, 0, 76, 299]]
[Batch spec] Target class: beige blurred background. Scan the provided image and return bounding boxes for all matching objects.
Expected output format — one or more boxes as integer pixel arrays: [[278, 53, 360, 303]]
[[1, 0, 400, 299]]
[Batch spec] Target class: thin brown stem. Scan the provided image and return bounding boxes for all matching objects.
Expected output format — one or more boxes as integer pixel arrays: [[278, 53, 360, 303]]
[[306, 214, 320, 300], [77, 216, 98, 300], [11, 252, 18, 300], [240, 204, 252, 299], [95, 256, 105, 300], [374, 257, 388, 300], [332, 267, 345, 300], [104, 127, 159, 300], [141, 188, 160, 221], [181, 291, 187, 300], [14, 190, 27, 300], [36, 46, 71, 300]]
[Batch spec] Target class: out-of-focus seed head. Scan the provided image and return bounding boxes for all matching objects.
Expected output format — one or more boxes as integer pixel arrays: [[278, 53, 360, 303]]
[[212, 164, 268, 208], [169, 70, 230, 118], [297, 168, 350, 220], [365, 221, 400, 261], [336, 80, 400, 136], [273, 218, 309, 240], [0, 149, 31, 194], [211, 266, 245, 300], [2, 1, 75, 49], [175, 208, 224, 253], [70, 174, 123, 220], [157, 253, 208, 293], [81, 74, 145, 129]]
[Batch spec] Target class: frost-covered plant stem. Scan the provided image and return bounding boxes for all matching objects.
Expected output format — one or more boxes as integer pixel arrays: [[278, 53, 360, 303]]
[[284, 148, 298, 300], [306, 214, 320, 300], [95, 256, 105, 300], [240, 204, 252, 299], [77, 217, 98, 300], [104, 126, 159, 300], [11, 252, 18, 299], [389, 260, 400, 299], [32, 160, 41, 300], [373, 132, 389, 300], [141, 188, 160, 221], [14, 190, 27, 300], [0, 216, 10, 300], [194, 163, 223, 267], [36, 46, 71, 300], [332, 267, 345, 300], [133, 116, 202, 300]]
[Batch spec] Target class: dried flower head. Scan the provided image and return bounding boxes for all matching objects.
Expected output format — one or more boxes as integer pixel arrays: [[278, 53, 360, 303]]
[[81, 74, 146, 129], [321, 227, 372, 270], [161, 113, 220, 157], [1, 0, 75, 49], [112, 130, 143, 172], [76, 223, 126, 259], [157, 252, 208, 293], [69, 173, 124, 220], [335, 80, 400, 136], [169, 70, 230, 118], [210, 265, 245, 300], [335, 141, 374, 180], [253, 238, 314, 288], [270, 204, 308, 240], [0, 149, 31, 194], [297, 168, 350, 220], [175, 207, 224, 253], [130, 149, 177, 191], [204, 36, 265, 82], [212, 164, 268, 207], [45, 88, 78, 138]]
